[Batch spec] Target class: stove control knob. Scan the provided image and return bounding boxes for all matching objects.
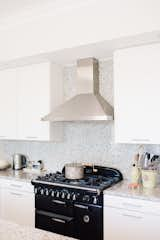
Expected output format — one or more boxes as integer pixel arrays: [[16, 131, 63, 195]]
[[83, 215, 90, 223], [45, 188, 49, 196], [72, 193, 76, 201], [51, 190, 55, 197], [35, 187, 41, 194], [83, 195, 90, 202], [67, 193, 71, 200], [34, 187, 38, 194], [61, 192, 65, 199], [40, 188, 44, 195], [56, 191, 60, 198], [92, 196, 98, 204]]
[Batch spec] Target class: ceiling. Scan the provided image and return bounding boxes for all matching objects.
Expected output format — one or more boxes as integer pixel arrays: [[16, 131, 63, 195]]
[[0, 0, 92, 27], [0, 31, 160, 70], [0, 0, 159, 68]]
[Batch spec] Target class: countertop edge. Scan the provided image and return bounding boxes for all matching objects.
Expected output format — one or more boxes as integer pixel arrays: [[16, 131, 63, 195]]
[[104, 180, 160, 202]]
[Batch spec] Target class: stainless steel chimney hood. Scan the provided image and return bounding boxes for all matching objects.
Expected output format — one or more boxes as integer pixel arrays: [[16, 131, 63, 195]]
[[42, 58, 113, 121]]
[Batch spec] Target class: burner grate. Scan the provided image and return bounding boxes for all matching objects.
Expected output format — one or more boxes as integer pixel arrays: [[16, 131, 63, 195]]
[[37, 172, 116, 190]]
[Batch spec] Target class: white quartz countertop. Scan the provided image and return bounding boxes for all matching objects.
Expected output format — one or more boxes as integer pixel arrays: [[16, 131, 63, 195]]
[[0, 168, 43, 182], [104, 180, 160, 202], [0, 219, 78, 240]]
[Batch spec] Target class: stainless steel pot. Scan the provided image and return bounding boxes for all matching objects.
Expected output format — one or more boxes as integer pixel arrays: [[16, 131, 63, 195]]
[[65, 163, 84, 179]]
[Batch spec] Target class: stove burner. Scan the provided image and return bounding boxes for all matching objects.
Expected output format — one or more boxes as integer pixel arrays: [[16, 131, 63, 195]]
[[68, 180, 82, 185]]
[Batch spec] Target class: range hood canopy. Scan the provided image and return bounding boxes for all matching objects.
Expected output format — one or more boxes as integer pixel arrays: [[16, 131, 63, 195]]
[[42, 58, 113, 121]]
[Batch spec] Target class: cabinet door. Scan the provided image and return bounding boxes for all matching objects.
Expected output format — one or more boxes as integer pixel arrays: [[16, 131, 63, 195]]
[[0, 69, 17, 139], [104, 206, 160, 240], [17, 63, 50, 141], [2, 189, 35, 226], [114, 43, 160, 144], [0, 187, 2, 218]]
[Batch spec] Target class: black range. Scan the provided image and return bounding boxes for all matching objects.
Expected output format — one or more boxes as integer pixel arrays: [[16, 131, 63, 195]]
[[31, 166, 123, 240]]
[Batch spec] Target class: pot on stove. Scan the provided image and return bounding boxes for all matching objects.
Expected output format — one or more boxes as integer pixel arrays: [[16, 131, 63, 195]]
[[65, 163, 84, 179]]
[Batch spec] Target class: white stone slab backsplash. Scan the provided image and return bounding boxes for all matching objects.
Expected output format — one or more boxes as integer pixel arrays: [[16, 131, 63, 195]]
[[0, 60, 158, 179]]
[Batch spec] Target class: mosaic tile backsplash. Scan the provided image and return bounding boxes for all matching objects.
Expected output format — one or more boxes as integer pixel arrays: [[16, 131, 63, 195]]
[[0, 60, 158, 179]]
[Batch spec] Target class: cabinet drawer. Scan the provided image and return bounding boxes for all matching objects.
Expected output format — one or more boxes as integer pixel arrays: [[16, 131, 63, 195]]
[[3, 179, 34, 193], [104, 194, 160, 215], [2, 188, 35, 226], [104, 206, 160, 240]]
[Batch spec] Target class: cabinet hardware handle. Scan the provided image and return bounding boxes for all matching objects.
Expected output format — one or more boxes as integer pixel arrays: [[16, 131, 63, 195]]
[[122, 213, 143, 219], [10, 192, 23, 197], [131, 139, 150, 142], [52, 200, 65, 205], [74, 204, 88, 210], [10, 184, 22, 188], [51, 218, 66, 224], [26, 136, 38, 139], [122, 203, 142, 208]]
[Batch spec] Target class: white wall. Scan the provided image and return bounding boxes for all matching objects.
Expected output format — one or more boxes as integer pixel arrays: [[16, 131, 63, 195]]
[[0, 0, 160, 62]]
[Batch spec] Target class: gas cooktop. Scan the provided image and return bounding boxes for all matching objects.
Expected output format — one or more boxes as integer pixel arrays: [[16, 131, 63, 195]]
[[32, 166, 123, 192]]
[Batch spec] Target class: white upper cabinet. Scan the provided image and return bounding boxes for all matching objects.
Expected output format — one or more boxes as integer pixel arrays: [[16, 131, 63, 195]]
[[114, 43, 160, 144], [0, 62, 63, 141], [17, 63, 50, 141], [0, 69, 17, 140]]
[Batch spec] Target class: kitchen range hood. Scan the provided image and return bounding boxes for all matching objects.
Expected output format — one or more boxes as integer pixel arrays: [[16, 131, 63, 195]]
[[42, 58, 113, 121]]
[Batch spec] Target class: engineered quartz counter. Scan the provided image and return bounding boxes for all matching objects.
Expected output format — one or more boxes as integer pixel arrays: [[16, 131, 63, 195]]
[[0, 168, 43, 182], [104, 180, 160, 202]]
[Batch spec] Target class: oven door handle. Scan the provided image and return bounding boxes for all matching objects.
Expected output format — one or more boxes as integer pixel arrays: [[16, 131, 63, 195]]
[[51, 217, 74, 224], [52, 200, 66, 205], [36, 210, 74, 223], [51, 218, 66, 224], [74, 204, 89, 210]]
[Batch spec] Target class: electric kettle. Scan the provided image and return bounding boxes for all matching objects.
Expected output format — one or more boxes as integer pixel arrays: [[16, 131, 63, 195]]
[[12, 154, 27, 170]]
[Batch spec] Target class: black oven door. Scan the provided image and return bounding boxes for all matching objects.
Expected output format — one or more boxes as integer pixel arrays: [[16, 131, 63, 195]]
[[74, 204, 103, 240], [35, 195, 74, 216], [36, 210, 75, 238]]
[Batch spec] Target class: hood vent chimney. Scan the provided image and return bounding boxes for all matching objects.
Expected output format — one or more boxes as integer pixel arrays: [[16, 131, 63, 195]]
[[42, 58, 113, 121]]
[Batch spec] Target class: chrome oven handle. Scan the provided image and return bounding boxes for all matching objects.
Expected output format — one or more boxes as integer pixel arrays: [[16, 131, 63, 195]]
[[52, 200, 66, 205], [74, 204, 88, 210], [51, 218, 66, 224]]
